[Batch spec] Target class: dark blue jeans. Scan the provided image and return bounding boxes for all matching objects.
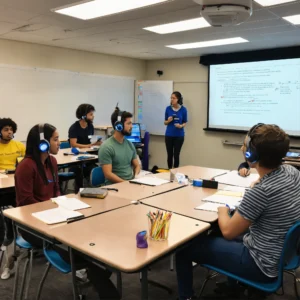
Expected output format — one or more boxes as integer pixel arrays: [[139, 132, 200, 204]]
[[176, 235, 276, 300]]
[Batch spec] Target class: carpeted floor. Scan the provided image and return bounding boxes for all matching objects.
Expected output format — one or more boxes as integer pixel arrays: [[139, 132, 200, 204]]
[[0, 250, 298, 300]]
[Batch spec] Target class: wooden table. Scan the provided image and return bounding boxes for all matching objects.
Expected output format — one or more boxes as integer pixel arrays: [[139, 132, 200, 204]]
[[54, 148, 98, 166], [105, 178, 185, 201], [0, 173, 15, 190], [4, 193, 131, 239], [141, 185, 219, 223], [171, 166, 229, 180], [50, 204, 210, 299]]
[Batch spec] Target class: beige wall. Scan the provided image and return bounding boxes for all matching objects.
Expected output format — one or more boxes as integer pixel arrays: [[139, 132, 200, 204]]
[[146, 57, 300, 170], [0, 39, 146, 79]]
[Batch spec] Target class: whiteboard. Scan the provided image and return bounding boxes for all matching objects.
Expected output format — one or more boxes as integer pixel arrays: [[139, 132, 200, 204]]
[[0, 64, 134, 140], [137, 80, 173, 135]]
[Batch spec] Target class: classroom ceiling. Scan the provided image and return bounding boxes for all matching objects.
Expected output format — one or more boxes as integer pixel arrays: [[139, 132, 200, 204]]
[[0, 0, 299, 60]]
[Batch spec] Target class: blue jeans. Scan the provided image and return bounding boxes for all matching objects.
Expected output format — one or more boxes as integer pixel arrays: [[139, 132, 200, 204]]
[[176, 235, 276, 300]]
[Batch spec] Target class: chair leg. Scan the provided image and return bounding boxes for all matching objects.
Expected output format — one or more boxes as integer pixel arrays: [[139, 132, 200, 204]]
[[36, 263, 51, 300], [12, 256, 21, 300], [286, 270, 300, 300], [19, 255, 30, 300], [24, 249, 34, 300], [170, 254, 174, 271], [117, 272, 123, 299], [197, 270, 219, 298]]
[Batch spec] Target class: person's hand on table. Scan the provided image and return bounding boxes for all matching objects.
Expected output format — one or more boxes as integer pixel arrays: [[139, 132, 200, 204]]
[[218, 206, 230, 215], [250, 178, 261, 188], [239, 168, 250, 177]]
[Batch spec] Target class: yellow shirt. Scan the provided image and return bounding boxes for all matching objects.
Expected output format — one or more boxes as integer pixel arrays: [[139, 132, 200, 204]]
[[0, 140, 26, 170]]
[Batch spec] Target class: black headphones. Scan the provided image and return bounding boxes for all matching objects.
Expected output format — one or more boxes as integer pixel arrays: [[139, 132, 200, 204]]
[[114, 109, 124, 132], [245, 123, 264, 163], [38, 124, 50, 153]]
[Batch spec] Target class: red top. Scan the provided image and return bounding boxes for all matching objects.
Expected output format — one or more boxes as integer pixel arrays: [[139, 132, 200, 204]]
[[15, 156, 60, 207]]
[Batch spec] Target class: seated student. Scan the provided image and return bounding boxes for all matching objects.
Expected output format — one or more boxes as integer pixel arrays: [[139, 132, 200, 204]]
[[68, 103, 101, 149], [99, 107, 140, 185], [68, 104, 101, 191], [0, 118, 25, 171], [15, 123, 120, 299], [176, 124, 300, 300], [0, 118, 25, 262]]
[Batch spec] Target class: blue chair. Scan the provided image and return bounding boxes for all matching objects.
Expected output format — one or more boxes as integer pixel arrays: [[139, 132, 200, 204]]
[[90, 166, 105, 187], [198, 222, 300, 299], [58, 142, 76, 194], [12, 236, 34, 300]]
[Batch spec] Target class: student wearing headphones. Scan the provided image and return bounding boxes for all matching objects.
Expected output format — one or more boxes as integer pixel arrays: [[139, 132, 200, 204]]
[[99, 107, 140, 185], [68, 103, 102, 149], [164, 91, 188, 169], [13, 124, 120, 299], [0, 118, 25, 171], [176, 124, 300, 300]]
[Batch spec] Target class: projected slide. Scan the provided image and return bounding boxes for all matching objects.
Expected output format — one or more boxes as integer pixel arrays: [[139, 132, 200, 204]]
[[209, 58, 300, 136]]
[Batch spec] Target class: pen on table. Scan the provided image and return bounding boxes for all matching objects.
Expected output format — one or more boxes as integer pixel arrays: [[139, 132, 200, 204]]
[[101, 188, 118, 192], [129, 181, 142, 185], [67, 215, 85, 224]]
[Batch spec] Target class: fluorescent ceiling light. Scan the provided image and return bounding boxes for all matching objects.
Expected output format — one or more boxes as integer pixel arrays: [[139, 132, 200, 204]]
[[255, 0, 296, 6], [53, 0, 171, 20], [167, 37, 248, 50], [283, 14, 300, 25], [143, 17, 211, 34]]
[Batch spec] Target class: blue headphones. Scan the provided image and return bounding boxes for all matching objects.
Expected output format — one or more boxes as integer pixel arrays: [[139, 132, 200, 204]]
[[114, 110, 124, 132], [38, 124, 50, 153], [245, 123, 264, 163]]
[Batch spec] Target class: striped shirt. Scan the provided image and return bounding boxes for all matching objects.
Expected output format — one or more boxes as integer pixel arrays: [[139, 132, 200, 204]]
[[238, 164, 300, 278]]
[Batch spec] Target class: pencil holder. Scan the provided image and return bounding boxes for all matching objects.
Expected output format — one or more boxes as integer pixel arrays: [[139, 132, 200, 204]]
[[147, 210, 172, 241]]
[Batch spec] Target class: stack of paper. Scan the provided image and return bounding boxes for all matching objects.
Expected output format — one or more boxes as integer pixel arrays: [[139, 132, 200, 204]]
[[51, 196, 90, 210], [32, 207, 82, 225], [214, 170, 259, 188], [130, 177, 170, 186], [203, 193, 242, 206], [195, 203, 225, 212]]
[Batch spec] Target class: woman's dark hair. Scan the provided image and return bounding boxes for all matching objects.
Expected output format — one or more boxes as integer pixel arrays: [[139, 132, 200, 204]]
[[25, 123, 57, 185], [0, 118, 17, 133], [111, 107, 133, 129], [172, 91, 183, 106], [76, 104, 95, 119]]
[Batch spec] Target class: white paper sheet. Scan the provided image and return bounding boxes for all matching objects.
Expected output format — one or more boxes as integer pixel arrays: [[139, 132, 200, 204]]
[[51, 196, 90, 211], [203, 194, 242, 206], [195, 202, 225, 212], [214, 170, 259, 188], [0, 173, 8, 179], [32, 207, 83, 225], [130, 176, 170, 186]]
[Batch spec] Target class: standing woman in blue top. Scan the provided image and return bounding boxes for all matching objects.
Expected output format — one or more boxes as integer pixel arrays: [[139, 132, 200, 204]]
[[164, 91, 188, 169]]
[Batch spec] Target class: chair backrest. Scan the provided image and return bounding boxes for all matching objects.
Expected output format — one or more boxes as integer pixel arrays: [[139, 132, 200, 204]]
[[60, 141, 71, 149], [278, 222, 300, 281], [90, 166, 105, 187]]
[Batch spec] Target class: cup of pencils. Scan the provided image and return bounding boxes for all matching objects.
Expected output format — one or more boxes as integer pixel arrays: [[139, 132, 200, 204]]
[[147, 210, 172, 241]]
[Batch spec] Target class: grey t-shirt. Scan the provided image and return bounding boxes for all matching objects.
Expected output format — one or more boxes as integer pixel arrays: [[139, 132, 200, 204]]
[[98, 136, 137, 185], [238, 164, 300, 277]]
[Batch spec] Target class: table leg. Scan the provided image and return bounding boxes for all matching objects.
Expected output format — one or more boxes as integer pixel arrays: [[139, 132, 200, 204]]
[[69, 247, 79, 300], [141, 268, 148, 300]]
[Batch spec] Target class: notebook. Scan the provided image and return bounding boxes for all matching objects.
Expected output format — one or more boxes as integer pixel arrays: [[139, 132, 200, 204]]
[[32, 207, 83, 225], [195, 202, 225, 212], [129, 177, 170, 186], [51, 196, 90, 210], [214, 170, 259, 188], [80, 188, 108, 199], [203, 194, 242, 206]]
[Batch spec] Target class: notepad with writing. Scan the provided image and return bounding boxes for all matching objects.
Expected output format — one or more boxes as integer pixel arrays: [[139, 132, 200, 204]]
[[32, 207, 83, 225], [203, 194, 242, 206], [195, 203, 225, 212], [51, 196, 90, 210], [129, 177, 170, 186], [214, 170, 259, 188]]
